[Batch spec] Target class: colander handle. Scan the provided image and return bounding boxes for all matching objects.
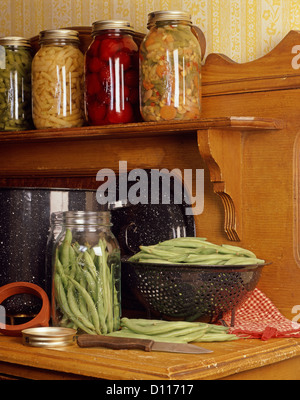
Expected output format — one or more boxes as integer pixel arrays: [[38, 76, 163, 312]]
[[77, 334, 154, 351]]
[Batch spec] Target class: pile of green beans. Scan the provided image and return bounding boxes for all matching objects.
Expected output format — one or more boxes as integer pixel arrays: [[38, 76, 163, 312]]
[[107, 318, 238, 343], [53, 229, 120, 335], [128, 237, 265, 266], [0, 45, 33, 131]]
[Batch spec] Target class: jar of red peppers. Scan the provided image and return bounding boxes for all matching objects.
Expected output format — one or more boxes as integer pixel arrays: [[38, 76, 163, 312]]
[[140, 11, 202, 122], [85, 20, 140, 125]]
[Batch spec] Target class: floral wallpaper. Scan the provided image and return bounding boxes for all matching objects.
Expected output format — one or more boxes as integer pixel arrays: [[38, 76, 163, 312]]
[[1, 0, 300, 62]]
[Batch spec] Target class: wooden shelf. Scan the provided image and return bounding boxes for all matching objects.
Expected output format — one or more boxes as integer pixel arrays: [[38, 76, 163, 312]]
[[0, 117, 283, 241], [0, 117, 283, 143], [0, 335, 300, 380]]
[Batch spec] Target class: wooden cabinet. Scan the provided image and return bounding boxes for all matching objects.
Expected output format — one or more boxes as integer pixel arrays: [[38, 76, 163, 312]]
[[1, 31, 300, 320], [1, 30, 300, 380]]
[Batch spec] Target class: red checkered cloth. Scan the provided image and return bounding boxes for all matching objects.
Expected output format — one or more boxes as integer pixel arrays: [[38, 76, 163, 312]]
[[222, 289, 300, 340]]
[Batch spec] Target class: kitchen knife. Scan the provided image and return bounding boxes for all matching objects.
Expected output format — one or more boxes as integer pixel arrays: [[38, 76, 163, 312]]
[[77, 334, 213, 354]]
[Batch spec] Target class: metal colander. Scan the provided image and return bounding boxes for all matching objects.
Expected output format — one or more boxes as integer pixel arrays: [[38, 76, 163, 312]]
[[123, 261, 266, 324]]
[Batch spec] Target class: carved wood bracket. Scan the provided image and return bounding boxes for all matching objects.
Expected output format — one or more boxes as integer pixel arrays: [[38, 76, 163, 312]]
[[197, 128, 242, 241]]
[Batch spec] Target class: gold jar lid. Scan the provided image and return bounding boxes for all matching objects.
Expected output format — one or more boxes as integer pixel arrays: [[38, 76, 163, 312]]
[[0, 36, 31, 47], [147, 10, 192, 29], [22, 327, 77, 348], [92, 20, 134, 36], [39, 29, 80, 44]]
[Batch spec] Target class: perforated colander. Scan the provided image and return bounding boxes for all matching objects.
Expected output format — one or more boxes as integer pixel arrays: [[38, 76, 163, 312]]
[[123, 261, 266, 324]]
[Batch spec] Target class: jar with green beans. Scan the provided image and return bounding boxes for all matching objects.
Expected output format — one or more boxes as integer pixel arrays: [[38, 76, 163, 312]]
[[52, 211, 121, 335], [140, 11, 202, 122], [0, 36, 33, 131]]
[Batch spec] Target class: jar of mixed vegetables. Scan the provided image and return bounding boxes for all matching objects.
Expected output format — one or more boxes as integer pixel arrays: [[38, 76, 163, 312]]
[[52, 211, 121, 335], [85, 20, 140, 125], [140, 11, 202, 122], [0, 37, 33, 131], [32, 29, 84, 129]]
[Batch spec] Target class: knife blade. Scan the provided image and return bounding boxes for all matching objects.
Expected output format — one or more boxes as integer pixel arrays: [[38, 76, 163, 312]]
[[77, 335, 213, 354]]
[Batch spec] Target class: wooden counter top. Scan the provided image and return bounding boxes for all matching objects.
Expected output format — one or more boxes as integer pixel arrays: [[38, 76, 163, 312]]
[[1, 335, 300, 380]]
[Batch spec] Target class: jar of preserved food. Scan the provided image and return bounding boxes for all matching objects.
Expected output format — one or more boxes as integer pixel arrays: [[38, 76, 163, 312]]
[[85, 20, 140, 125], [52, 211, 121, 335], [140, 11, 202, 122], [32, 29, 84, 129], [0, 37, 33, 131]]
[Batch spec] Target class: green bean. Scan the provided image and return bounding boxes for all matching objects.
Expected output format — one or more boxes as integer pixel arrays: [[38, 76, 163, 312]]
[[88, 247, 96, 261], [55, 250, 68, 287], [68, 277, 101, 335], [207, 325, 229, 333], [99, 238, 114, 332], [81, 268, 97, 302], [54, 273, 71, 316], [83, 250, 97, 280], [72, 242, 81, 256], [121, 317, 205, 336], [136, 259, 173, 264], [107, 330, 187, 343], [59, 228, 72, 268], [176, 329, 210, 343], [67, 284, 96, 331], [68, 246, 77, 278], [221, 244, 257, 258], [113, 284, 120, 331], [54, 273, 96, 335], [133, 253, 168, 261], [224, 257, 265, 265], [129, 237, 265, 266], [78, 274, 89, 316], [195, 334, 239, 342], [111, 318, 238, 343], [187, 254, 233, 262], [123, 318, 173, 326], [157, 325, 208, 338], [96, 275, 107, 334]]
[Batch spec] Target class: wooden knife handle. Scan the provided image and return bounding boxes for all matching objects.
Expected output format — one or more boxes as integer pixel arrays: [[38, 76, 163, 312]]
[[77, 335, 154, 351]]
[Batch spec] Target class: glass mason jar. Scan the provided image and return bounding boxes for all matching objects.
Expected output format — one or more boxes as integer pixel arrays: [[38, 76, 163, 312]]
[[85, 20, 140, 125], [32, 29, 84, 129], [45, 212, 63, 299], [140, 11, 202, 122], [0, 36, 33, 131], [52, 211, 121, 335]]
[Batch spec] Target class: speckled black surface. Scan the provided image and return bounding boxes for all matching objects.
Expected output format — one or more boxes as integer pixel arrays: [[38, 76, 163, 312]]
[[111, 170, 195, 256], [0, 188, 101, 316], [0, 175, 196, 318]]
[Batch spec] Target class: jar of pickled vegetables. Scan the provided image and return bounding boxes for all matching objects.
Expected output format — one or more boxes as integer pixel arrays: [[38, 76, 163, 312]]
[[0, 37, 33, 131], [140, 11, 202, 122], [52, 211, 121, 335], [32, 29, 84, 129], [85, 20, 140, 125]]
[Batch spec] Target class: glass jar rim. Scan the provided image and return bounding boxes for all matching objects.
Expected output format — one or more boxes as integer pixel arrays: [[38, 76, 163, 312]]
[[0, 36, 31, 47], [147, 10, 192, 29], [62, 211, 112, 226], [92, 19, 134, 36], [39, 29, 80, 45]]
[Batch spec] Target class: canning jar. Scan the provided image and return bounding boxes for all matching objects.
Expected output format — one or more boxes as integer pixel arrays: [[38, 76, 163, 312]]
[[45, 212, 63, 298], [140, 11, 202, 122], [52, 211, 121, 335], [32, 29, 84, 129], [0, 37, 33, 131], [85, 20, 140, 125]]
